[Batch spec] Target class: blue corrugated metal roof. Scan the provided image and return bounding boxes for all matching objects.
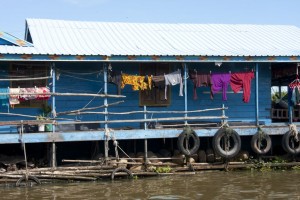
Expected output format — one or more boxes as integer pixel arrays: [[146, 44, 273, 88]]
[[1, 18, 300, 59]]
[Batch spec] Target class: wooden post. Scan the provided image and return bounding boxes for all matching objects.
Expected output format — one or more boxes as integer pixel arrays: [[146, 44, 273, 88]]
[[183, 63, 188, 125], [104, 63, 109, 165], [255, 63, 260, 126], [51, 63, 57, 168], [144, 106, 148, 165], [51, 142, 57, 168]]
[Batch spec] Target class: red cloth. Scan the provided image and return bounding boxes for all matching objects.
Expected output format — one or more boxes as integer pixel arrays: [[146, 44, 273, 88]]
[[230, 72, 254, 103]]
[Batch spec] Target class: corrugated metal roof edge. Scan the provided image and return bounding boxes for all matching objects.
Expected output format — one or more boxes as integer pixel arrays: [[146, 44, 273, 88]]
[[25, 18, 300, 28], [0, 53, 300, 63]]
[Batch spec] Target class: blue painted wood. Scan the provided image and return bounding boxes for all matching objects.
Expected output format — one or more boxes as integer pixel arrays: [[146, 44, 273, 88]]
[[0, 60, 278, 143], [0, 125, 293, 144]]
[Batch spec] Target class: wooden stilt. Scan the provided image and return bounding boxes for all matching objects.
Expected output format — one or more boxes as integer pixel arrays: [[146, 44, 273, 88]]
[[144, 139, 148, 165], [51, 142, 57, 168]]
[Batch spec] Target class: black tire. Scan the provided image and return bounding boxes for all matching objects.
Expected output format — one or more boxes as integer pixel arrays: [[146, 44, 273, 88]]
[[212, 128, 241, 159], [177, 127, 200, 156], [111, 167, 133, 180], [282, 131, 300, 155], [16, 175, 41, 187], [251, 132, 272, 155]]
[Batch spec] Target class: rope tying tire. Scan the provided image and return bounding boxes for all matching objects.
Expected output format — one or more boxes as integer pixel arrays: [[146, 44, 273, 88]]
[[16, 175, 41, 187], [282, 124, 300, 155], [111, 167, 133, 180], [212, 127, 241, 159], [177, 126, 200, 156], [251, 127, 272, 155]]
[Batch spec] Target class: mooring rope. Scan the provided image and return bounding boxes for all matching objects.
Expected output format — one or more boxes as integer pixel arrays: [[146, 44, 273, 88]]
[[106, 128, 137, 163], [18, 122, 29, 181], [289, 124, 299, 142]]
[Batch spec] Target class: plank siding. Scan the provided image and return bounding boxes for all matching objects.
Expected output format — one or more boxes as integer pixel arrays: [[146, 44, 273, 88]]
[[0, 61, 272, 131]]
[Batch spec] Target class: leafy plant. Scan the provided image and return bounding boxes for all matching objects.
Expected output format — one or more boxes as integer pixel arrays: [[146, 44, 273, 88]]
[[37, 104, 52, 120], [154, 166, 172, 173]]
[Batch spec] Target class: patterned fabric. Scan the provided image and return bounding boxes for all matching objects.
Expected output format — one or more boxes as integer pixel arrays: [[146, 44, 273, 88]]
[[121, 74, 152, 91], [19, 87, 50, 101], [9, 88, 20, 106]]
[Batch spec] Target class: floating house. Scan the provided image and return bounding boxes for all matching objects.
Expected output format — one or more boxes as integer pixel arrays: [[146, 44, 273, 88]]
[[0, 19, 300, 167]]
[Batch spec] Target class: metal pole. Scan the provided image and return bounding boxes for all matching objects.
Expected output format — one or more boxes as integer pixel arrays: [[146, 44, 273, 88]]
[[104, 63, 109, 164], [255, 63, 259, 126], [51, 63, 56, 168], [144, 106, 148, 164], [183, 63, 188, 125]]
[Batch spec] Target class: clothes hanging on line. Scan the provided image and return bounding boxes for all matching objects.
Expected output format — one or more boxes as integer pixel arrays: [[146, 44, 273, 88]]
[[152, 75, 165, 88], [188, 70, 211, 100], [164, 70, 183, 99], [288, 76, 300, 106], [230, 71, 254, 103], [108, 70, 122, 95], [19, 87, 50, 101], [121, 74, 152, 91], [9, 87, 50, 107], [211, 73, 231, 101], [291, 86, 300, 105], [9, 88, 20, 107]]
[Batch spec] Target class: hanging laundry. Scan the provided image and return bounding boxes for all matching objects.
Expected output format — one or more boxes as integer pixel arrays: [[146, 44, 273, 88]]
[[164, 70, 183, 99], [19, 87, 50, 101], [291, 86, 300, 105], [35, 87, 51, 100], [108, 70, 122, 95], [9, 88, 20, 107], [230, 71, 254, 103], [188, 70, 211, 100], [121, 74, 152, 91], [289, 77, 300, 106], [152, 75, 165, 88], [211, 73, 231, 101], [19, 88, 36, 101]]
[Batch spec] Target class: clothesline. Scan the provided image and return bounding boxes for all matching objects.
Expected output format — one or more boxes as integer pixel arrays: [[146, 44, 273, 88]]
[[0, 76, 52, 81]]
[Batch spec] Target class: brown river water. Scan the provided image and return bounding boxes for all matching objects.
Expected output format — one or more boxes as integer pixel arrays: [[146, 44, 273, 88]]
[[0, 170, 299, 200]]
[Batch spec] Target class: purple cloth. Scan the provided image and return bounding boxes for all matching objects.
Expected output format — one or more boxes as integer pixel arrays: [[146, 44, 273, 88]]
[[211, 73, 231, 101]]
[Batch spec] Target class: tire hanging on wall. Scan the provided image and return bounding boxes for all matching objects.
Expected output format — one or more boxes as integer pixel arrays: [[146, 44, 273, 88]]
[[16, 175, 41, 187], [177, 126, 200, 156], [282, 130, 300, 155], [251, 131, 272, 155], [111, 167, 133, 180], [212, 127, 241, 159]]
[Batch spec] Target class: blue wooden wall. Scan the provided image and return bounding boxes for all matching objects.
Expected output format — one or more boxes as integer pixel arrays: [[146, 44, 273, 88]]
[[0, 61, 272, 131]]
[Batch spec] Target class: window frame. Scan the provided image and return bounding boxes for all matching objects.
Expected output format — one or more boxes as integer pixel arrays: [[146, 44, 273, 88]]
[[9, 62, 49, 108], [139, 63, 171, 107]]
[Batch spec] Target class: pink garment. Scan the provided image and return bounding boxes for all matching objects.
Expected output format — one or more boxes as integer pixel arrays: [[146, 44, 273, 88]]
[[211, 73, 231, 101], [19, 87, 50, 101]]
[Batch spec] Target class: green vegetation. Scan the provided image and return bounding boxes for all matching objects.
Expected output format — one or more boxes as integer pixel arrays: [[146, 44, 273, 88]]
[[154, 166, 172, 173]]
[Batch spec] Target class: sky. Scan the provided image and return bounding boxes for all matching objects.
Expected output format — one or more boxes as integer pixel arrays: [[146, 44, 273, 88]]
[[1, 0, 300, 39]]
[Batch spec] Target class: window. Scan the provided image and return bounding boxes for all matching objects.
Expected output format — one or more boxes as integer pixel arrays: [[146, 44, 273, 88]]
[[139, 63, 170, 106], [10, 63, 49, 108]]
